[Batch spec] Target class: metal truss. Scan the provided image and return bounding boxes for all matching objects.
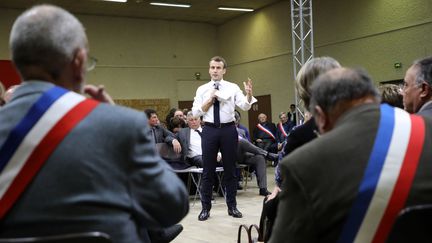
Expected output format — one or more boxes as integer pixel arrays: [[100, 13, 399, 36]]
[[290, 0, 314, 123]]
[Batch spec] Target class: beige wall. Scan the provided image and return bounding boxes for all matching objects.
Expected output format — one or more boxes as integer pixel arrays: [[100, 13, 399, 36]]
[[217, 0, 432, 123]]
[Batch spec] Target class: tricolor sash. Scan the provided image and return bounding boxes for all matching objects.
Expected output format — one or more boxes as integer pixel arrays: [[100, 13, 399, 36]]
[[278, 122, 288, 137], [256, 124, 276, 140], [338, 104, 425, 243], [0, 86, 99, 219]]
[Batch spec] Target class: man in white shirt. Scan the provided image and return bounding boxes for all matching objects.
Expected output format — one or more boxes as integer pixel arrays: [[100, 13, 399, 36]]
[[176, 112, 204, 167], [192, 56, 257, 221]]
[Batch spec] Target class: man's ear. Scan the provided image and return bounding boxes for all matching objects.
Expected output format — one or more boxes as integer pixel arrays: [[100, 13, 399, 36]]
[[420, 81, 432, 98], [314, 105, 329, 134], [71, 48, 86, 90]]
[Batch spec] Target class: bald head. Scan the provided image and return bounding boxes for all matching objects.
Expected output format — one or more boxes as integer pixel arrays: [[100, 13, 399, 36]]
[[10, 5, 88, 90], [310, 68, 380, 133], [258, 113, 267, 123]]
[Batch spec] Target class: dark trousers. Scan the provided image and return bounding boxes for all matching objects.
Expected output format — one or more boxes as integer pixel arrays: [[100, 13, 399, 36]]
[[201, 124, 238, 210], [258, 195, 279, 242]]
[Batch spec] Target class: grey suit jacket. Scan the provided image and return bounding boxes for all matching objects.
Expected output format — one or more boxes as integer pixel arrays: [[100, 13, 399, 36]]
[[177, 127, 192, 162], [152, 125, 176, 144], [0, 81, 189, 243], [417, 100, 432, 117], [270, 104, 432, 243]]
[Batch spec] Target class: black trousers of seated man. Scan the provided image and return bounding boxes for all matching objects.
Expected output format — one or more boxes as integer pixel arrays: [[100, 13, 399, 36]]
[[256, 138, 278, 154], [201, 124, 238, 210]]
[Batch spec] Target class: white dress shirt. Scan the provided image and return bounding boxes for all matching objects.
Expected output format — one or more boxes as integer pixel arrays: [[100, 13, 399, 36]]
[[188, 127, 202, 158], [192, 80, 257, 123]]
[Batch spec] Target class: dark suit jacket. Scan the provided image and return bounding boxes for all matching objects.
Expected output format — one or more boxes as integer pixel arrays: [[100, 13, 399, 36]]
[[253, 122, 277, 141], [417, 101, 432, 117], [270, 104, 432, 243], [283, 118, 317, 155], [0, 82, 189, 243]]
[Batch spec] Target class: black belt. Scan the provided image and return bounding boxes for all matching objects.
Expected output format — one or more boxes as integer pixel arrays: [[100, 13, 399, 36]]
[[204, 121, 235, 128]]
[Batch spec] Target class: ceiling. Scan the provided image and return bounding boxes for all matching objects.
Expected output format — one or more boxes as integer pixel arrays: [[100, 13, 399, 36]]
[[0, 0, 285, 25]]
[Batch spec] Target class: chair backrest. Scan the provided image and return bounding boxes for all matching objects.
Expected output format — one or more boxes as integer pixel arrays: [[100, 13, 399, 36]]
[[386, 204, 432, 243], [0, 232, 112, 243], [156, 143, 181, 161]]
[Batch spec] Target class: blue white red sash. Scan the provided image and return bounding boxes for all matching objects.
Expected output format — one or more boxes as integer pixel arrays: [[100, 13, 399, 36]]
[[0, 86, 99, 219], [256, 124, 275, 140], [277, 122, 288, 137], [338, 104, 425, 243]]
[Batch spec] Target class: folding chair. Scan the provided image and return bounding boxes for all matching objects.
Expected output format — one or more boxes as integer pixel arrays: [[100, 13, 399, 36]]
[[190, 167, 225, 206]]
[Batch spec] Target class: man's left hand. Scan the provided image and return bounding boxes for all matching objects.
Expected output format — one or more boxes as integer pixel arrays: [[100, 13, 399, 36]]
[[173, 139, 182, 153], [84, 85, 115, 104]]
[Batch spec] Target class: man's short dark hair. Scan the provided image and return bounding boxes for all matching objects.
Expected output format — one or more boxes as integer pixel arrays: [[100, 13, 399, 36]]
[[210, 56, 227, 69], [144, 109, 157, 119]]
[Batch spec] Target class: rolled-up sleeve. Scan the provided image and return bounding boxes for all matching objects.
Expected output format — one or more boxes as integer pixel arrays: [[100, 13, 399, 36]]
[[192, 85, 206, 117], [233, 85, 257, 111]]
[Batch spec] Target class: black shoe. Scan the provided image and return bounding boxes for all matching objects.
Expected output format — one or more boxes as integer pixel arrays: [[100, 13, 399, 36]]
[[266, 152, 279, 161], [259, 188, 271, 196], [148, 224, 183, 243], [237, 184, 243, 190], [228, 207, 243, 218], [198, 209, 210, 221]]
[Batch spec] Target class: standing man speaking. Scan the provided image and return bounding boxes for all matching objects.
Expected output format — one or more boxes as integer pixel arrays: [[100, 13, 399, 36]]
[[192, 56, 257, 221]]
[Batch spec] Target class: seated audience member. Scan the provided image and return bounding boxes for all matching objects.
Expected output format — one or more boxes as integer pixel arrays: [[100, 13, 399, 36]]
[[402, 56, 432, 116], [275, 112, 293, 151], [166, 108, 187, 132], [174, 109, 187, 124], [169, 116, 186, 134], [237, 137, 276, 196], [0, 5, 188, 243], [145, 108, 181, 153], [287, 103, 297, 126], [235, 110, 251, 141], [379, 84, 403, 108], [177, 112, 204, 168], [271, 67, 432, 243], [259, 57, 341, 242], [165, 108, 177, 127], [253, 113, 277, 157]]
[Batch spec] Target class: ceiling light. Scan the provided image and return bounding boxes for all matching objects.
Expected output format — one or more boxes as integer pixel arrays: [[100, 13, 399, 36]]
[[100, 0, 127, 2], [150, 2, 191, 8], [218, 6, 254, 12]]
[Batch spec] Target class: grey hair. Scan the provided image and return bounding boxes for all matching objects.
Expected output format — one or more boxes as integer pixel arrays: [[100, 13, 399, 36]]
[[412, 56, 432, 86], [296, 57, 341, 111], [310, 68, 380, 116], [9, 5, 88, 79]]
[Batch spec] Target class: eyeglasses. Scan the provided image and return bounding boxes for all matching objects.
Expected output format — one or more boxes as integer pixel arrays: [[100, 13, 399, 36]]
[[85, 55, 98, 71]]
